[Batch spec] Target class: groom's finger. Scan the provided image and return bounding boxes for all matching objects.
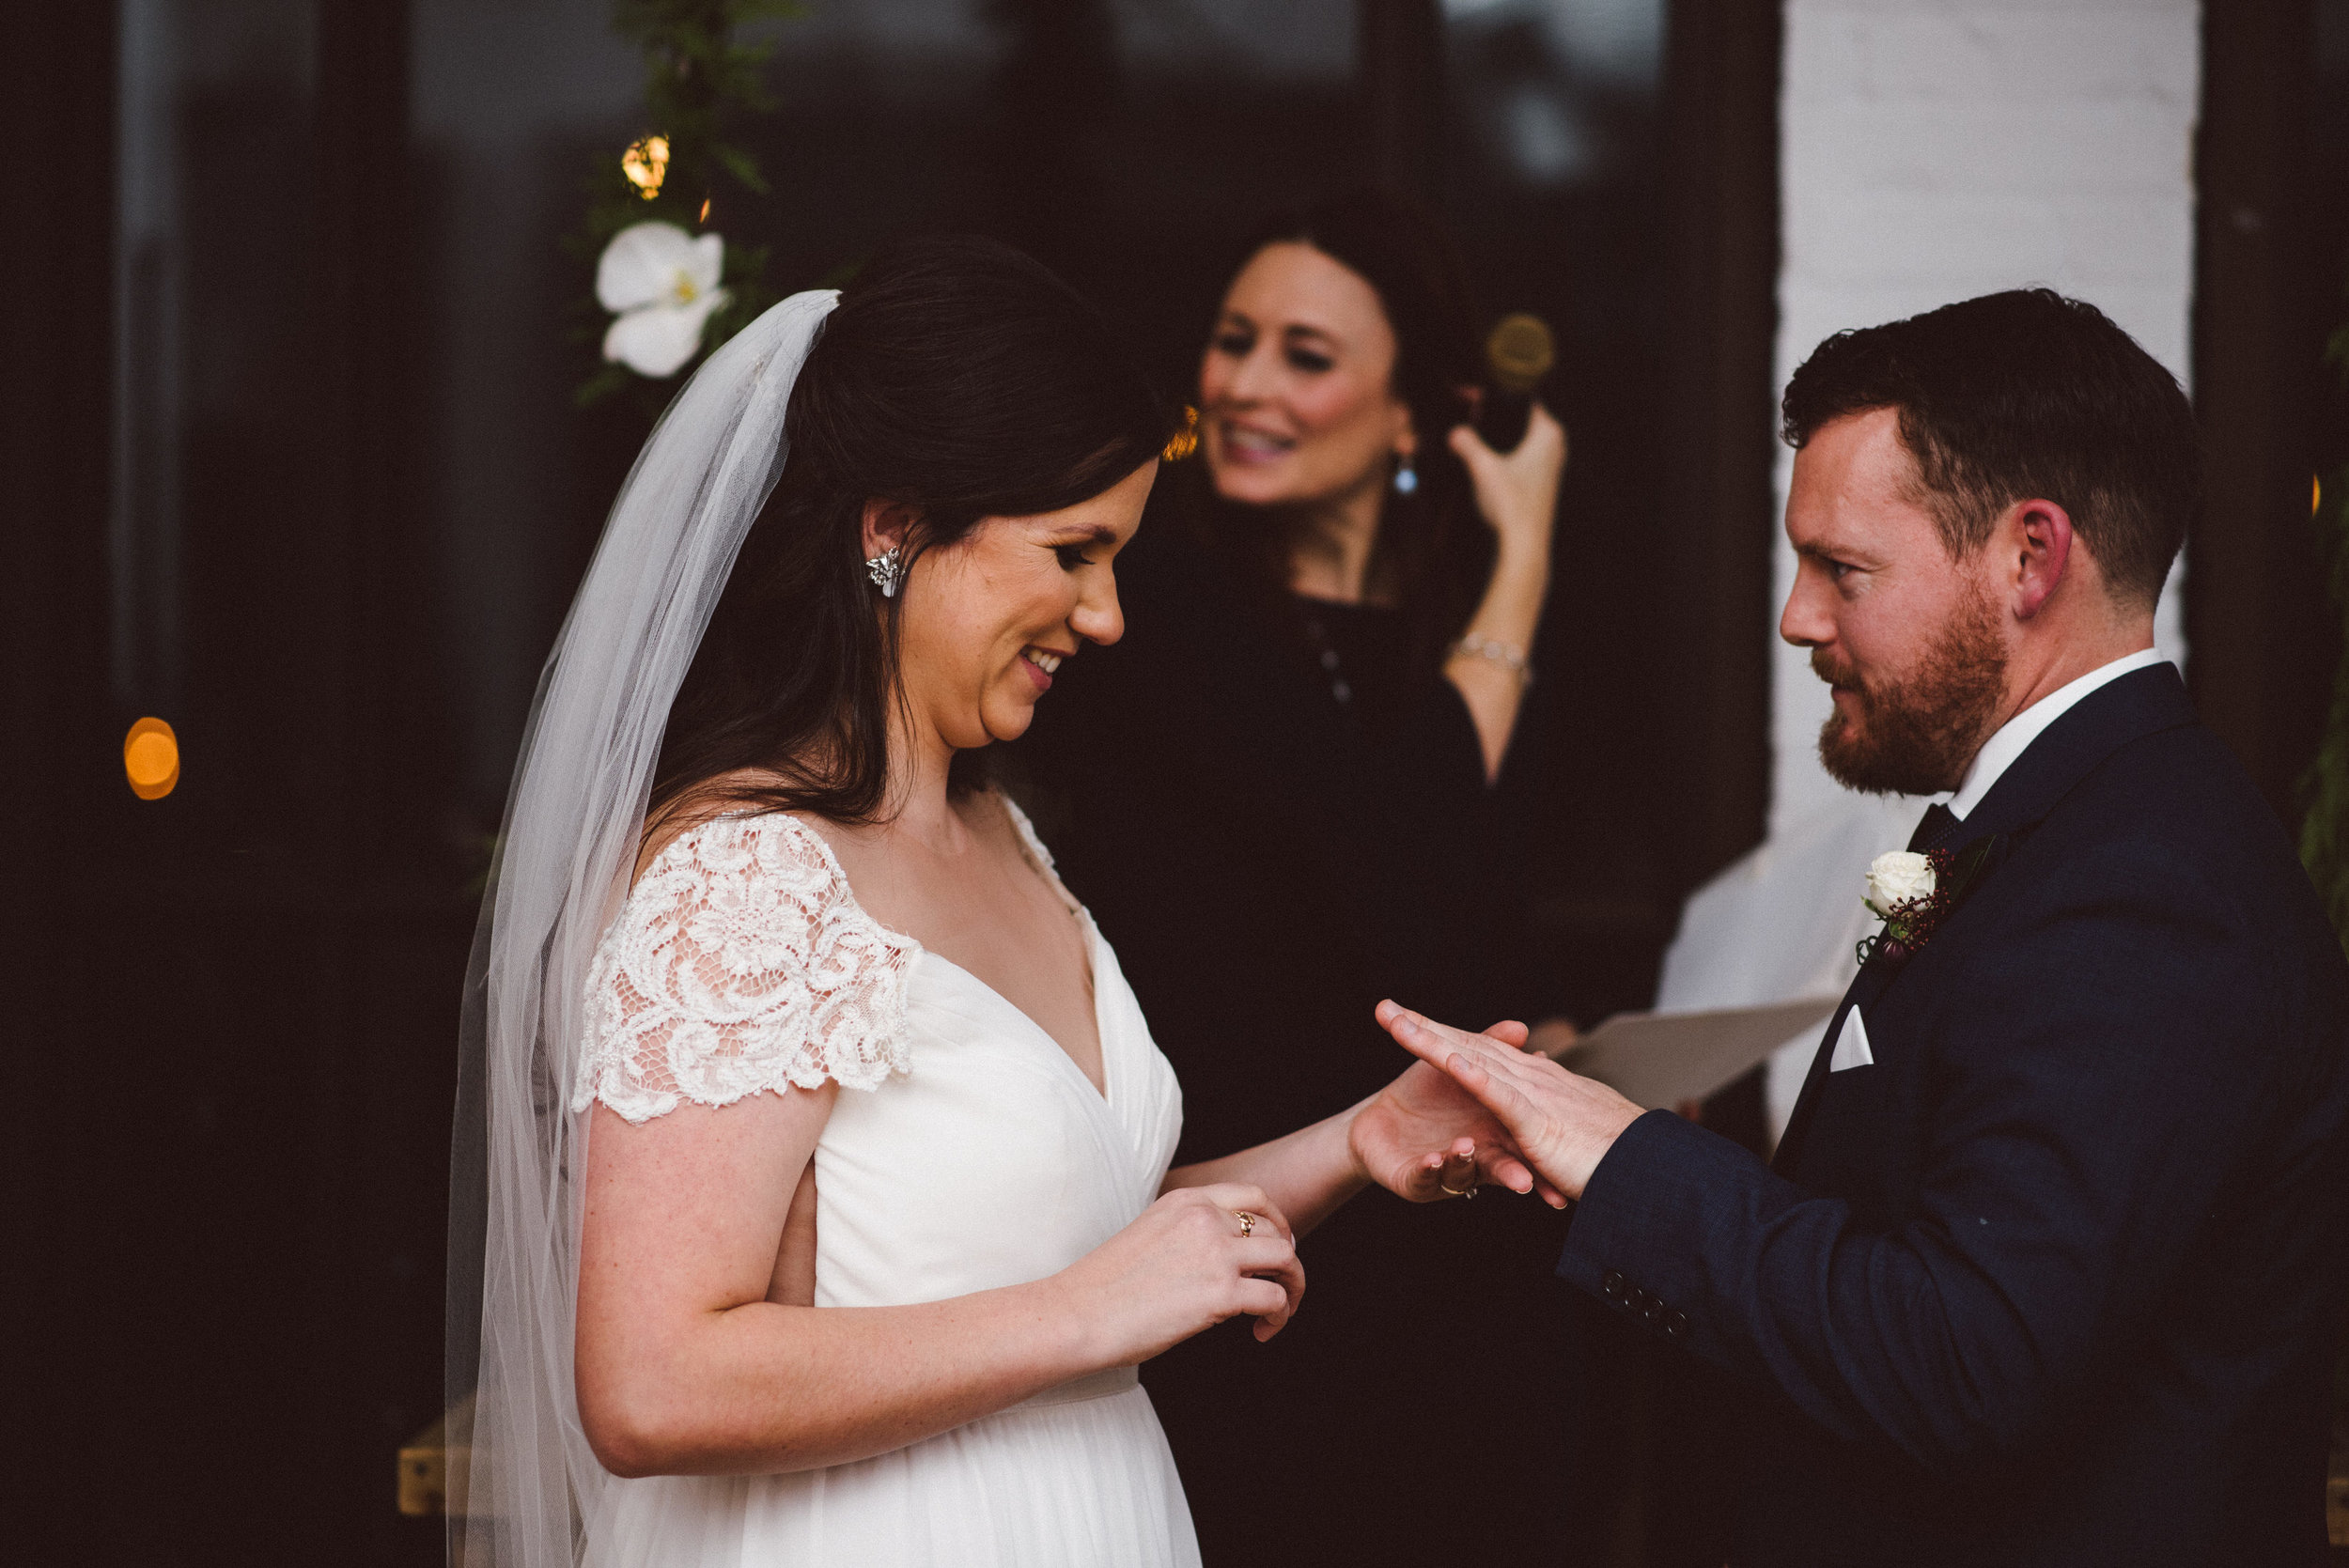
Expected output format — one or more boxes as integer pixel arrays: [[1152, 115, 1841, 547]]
[[1381, 1004, 1541, 1088], [1413, 1029, 1541, 1129]]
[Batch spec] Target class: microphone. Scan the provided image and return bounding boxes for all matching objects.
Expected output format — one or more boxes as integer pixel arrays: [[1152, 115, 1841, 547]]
[[1475, 312, 1554, 453]]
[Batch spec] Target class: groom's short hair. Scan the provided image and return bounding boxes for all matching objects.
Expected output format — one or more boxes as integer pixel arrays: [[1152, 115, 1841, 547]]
[[1781, 288, 2199, 608]]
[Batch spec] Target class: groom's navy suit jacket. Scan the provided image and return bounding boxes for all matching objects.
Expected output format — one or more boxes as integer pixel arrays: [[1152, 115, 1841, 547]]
[[1559, 665, 2349, 1564]]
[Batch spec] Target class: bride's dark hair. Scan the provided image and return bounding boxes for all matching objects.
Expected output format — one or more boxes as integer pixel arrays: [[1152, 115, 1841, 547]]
[[648, 235, 1170, 831]]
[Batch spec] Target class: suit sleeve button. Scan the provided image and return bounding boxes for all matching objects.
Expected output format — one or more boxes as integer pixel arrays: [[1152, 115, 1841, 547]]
[[1665, 1311, 1689, 1340], [1601, 1270, 1626, 1302]]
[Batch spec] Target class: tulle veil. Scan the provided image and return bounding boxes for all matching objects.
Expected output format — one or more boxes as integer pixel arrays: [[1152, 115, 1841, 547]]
[[444, 290, 839, 1568]]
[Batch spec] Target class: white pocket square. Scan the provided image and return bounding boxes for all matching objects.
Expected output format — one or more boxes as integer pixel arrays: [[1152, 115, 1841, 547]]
[[1829, 1006, 1875, 1072]]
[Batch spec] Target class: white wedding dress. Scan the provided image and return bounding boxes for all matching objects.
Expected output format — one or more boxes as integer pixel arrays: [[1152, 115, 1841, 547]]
[[568, 801, 1200, 1568]]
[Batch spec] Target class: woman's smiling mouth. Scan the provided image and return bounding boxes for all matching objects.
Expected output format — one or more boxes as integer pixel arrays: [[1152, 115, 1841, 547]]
[[1019, 644, 1068, 691], [1218, 421, 1296, 464]]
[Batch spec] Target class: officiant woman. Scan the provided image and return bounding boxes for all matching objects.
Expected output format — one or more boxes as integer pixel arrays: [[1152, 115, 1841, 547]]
[[1012, 190, 1574, 1563]]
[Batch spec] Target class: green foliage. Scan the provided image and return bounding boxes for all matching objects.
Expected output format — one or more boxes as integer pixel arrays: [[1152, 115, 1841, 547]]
[[568, 0, 803, 412], [2299, 294, 2349, 954]]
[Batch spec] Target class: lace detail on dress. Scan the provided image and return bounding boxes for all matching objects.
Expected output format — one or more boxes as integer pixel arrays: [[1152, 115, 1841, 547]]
[[574, 814, 921, 1124]]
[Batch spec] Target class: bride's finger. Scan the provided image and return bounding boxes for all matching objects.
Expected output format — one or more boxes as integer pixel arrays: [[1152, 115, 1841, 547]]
[[1199, 1183, 1295, 1242], [1235, 1274, 1291, 1335], [1237, 1244, 1306, 1339], [1394, 1141, 1478, 1203], [1437, 1142, 1482, 1199]]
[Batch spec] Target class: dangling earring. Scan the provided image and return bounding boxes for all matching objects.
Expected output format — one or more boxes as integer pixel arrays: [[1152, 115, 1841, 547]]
[[1392, 456, 1418, 496], [865, 545, 904, 598]]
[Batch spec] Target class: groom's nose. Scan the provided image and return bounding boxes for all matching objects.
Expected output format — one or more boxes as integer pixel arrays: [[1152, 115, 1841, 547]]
[[1780, 571, 1834, 651]]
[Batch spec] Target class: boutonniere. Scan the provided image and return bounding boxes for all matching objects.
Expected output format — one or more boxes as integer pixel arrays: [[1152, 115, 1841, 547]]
[[1856, 836, 2001, 968]]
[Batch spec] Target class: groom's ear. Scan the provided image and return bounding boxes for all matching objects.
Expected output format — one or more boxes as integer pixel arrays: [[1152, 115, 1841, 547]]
[[860, 499, 920, 559], [2003, 498, 2075, 621]]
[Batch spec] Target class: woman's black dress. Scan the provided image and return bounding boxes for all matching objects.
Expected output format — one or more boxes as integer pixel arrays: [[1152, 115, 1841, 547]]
[[1010, 520, 1578, 1566]]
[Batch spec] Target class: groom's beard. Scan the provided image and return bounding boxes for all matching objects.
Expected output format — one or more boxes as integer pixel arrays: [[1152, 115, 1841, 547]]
[[1812, 586, 2008, 797]]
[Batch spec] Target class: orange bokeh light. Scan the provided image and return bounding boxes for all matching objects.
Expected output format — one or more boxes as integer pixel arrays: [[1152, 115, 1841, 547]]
[[622, 134, 670, 200], [124, 717, 180, 800]]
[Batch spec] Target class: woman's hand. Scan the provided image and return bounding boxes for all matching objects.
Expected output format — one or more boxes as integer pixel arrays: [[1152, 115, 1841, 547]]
[[1444, 404, 1566, 780], [1348, 1020, 1569, 1209], [1448, 403, 1567, 567], [1057, 1183, 1305, 1358]]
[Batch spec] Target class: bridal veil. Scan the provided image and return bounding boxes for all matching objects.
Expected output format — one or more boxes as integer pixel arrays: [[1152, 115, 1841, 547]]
[[446, 290, 839, 1568]]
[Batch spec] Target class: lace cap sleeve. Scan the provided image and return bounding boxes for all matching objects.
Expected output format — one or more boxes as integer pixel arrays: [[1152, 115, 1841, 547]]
[[573, 814, 920, 1124]]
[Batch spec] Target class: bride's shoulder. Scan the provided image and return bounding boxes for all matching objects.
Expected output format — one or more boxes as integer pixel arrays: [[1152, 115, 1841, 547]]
[[580, 797, 916, 1123], [611, 794, 910, 994], [633, 778, 844, 888]]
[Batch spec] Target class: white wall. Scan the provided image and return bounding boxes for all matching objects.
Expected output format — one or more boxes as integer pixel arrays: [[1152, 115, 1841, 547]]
[[1657, 0, 2202, 1136]]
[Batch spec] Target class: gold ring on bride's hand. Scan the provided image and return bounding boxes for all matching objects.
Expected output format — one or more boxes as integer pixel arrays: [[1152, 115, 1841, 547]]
[[1237, 1212, 1257, 1237], [1439, 1180, 1479, 1200]]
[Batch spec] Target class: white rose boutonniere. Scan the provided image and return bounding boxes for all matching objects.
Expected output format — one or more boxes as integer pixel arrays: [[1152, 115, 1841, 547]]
[[1864, 851, 1936, 918], [1856, 836, 2003, 968]]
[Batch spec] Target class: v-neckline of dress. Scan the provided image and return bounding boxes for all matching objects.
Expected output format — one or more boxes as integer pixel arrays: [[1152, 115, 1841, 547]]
[[777, 808, 1112, 1106], [920, 936, 1113, 1107]]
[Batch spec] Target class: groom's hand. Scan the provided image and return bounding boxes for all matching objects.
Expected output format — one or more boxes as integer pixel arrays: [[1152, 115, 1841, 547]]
[[1376, 1001, 1644, 1202], [1347, 1027, 1567, 1209]]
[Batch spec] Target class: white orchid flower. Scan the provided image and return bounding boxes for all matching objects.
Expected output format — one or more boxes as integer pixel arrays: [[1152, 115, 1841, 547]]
[[597, 221, 731, 378]]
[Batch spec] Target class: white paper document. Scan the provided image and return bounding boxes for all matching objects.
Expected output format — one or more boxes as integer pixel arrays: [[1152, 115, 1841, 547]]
[[1543, 995, 1843, 1110]]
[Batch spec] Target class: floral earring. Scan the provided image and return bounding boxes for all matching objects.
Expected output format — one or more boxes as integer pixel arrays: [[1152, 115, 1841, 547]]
[[865, 545, 904, 598], [1392, 454, 1418, 496]]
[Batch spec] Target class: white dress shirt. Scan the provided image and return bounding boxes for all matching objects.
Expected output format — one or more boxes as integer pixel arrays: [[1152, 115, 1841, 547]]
[[1946, 646, 2170, 820]]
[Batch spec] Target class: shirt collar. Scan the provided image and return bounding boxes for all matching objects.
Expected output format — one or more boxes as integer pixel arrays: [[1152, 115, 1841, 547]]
[[1947, 646, 2169, 820]]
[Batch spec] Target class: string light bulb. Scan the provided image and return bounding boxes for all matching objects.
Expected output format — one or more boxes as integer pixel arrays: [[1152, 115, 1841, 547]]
[[123, 716, 180, 801], [622, 135, 670, 200]]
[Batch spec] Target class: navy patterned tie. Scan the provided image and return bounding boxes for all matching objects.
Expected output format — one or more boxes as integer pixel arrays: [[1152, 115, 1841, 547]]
[[1908, 801, 1962, 853]]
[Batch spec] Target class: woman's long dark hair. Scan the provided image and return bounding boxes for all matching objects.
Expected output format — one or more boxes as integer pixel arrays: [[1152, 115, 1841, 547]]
[[1185, 189, 1492, 677], [648, 235, 1171, 830]]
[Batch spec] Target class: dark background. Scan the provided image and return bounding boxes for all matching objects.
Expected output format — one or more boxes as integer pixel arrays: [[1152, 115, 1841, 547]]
[[6, 2, 2343, 1564]]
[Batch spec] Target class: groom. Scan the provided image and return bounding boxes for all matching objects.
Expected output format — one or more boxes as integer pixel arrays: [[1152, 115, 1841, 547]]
[[1386, 289, 2349, 1564]]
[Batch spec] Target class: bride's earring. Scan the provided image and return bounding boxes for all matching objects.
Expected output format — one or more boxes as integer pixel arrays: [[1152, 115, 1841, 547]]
[[1392, 455, 1418, 496], [865, 545, 904, 598]]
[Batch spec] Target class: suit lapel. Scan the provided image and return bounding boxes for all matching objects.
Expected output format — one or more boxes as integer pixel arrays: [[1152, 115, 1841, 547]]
[[1770, 664, 2197, 1176]]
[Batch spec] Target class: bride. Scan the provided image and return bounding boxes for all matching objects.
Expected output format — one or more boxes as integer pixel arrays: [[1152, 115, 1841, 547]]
[[452, 237, 1546, 1568]]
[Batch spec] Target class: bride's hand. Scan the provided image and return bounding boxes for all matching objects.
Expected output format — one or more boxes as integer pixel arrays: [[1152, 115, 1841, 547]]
[[1350, 1018, 1570, 1209], [1057, 1183, 1306, 1359]]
